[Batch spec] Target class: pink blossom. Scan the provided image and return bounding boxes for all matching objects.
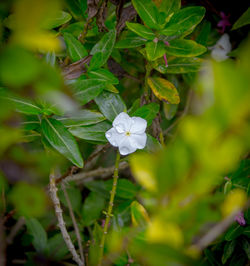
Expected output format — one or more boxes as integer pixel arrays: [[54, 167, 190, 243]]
[[217, 12, 231, 33]]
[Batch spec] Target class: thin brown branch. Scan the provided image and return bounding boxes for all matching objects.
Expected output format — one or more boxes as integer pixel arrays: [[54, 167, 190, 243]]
[[49, 171, 84, 266], [62, 162, 128, 184], [6, 217, 25, 245], [61, 183, 85, 263]]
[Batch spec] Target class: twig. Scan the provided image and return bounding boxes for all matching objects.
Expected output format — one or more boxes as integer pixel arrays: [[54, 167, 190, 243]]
[[6, 217, 25, 245], [61, 183, 85, 263], [98, 151, 120, 265], [49, 171, 84, 266], [62, 162, 128, 184]]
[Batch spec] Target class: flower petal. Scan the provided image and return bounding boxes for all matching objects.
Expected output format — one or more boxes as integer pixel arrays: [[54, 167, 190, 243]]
[[130, 133, 147, 149], [105, 127, 121, 147], [118, 137, 137, 155], [113, 112, 132, 133], [130, 117, 147, 134]]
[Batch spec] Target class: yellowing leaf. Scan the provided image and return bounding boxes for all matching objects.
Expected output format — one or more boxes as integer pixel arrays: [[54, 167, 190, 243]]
[[221, 189, 247, 217], [147, 77, 180, 104], [131, 201, 150, 227], [147, 218, 183, 247], [130, 153, 157, 192]]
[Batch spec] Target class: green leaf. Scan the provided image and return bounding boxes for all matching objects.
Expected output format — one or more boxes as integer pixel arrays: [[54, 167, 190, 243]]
[[131, 201, 149, 227], [158, 0, 181, 16], [153, 57, 203, 74], [196, 21, 211, 46], [90, 29, 116, 68], [232, 7, 250, 30], [88, 69, 119, 84], [73, 79, 106, 105], [115, 31, 147, 49], [41, 117, 83, 168], [1, 94, 42, 115], [85, 179, 139, 200], [222, 240, 236, 264], [242, 238, 250, 260], [126, 22, 155, 40], [63, 32, 88, 62], [147, 77, 180, 104], [225, 224, 245, 241], [82, 192, 105, 226], [56, 110, 106, 127], [166, 39, 207, 57], [146, 41, 166, 61], [26, 218, 47, 253], [163, 102, 178, 120], [105, 83, 119, 93], [95, 91, 127, 121], [46, 232, 76, 260], [58, 185, 82, 213], [42, 11, 72, 29], [160, 6, 205, 37], [131, 0, 160, 29], [131, 103, 160, 125], [69, 121, 111, 143]]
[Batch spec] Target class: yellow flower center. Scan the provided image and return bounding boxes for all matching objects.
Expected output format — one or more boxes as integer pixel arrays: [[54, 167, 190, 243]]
[[125, 131, 131, 136]]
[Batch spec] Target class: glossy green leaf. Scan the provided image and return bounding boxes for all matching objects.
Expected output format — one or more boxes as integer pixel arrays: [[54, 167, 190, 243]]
[[95, 91, 127, 121], [58, 185, 82, 212], [90, 29, 116, 68], [166, 39, 207, 57], [104, 83, 119, 93], [88, 68, 119, 84], [126, 22, 155, 40], [225, 224, 245, 241], [41, 117, 83, 168], [63, 32, 88, 62], [73, 79, 106, 105], [153, 57, 203, 74], [232, 7, 250, 30], [132, 0, 160, 29], [56, 110, 105, 127], [146, 41, 166, 61], [196, 21, 211, 46], [82, 192, 105, 226], [42, 11, 72, 29], [147, 77, 180, 104], [222, 240, 236, 264], [115, 31, 147, 48], [26, 218, 47, 253], [160, 6, 205, 37], [1, 94, 42, 115], [69, 121, 111, 143], [132, 102, 160, 125], [158, 0, 181, 16]]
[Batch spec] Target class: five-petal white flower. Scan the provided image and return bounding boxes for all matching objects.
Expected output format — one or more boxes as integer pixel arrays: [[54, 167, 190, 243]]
[[211, 33, 232, 62], [105, 112, 147, 155]]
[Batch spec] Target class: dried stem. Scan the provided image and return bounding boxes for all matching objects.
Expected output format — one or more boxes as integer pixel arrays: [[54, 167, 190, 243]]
[[61, 183, 85, 263], [49, 171, 84, 266], [98, 151, 120, 265], [6, 217, 25, 245], [61, 162, 128, 184]]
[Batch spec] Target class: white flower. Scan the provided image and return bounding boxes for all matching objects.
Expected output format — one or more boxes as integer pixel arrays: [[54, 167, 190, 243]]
[[211, 33, 232, 62], [105, 112, 147, 155]]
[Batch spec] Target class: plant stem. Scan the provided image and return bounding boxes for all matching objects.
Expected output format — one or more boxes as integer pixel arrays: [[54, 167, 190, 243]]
[[62, 183, 85, 263], [98, 150, 120, 265], [49, 170, 84, 266]]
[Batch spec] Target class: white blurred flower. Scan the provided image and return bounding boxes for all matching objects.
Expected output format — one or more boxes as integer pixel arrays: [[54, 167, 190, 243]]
[[105, 112, 147, 155], [211, 33, 232, 62]]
